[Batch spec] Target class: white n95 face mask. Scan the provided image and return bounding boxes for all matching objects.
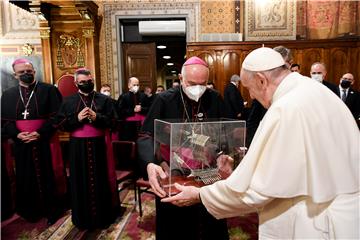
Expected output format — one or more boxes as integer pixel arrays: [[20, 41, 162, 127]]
[[101, 91, 111, 96], [183, 85, 206, 102], [311, 73, 323, 83], [131, 85, 139, 93]]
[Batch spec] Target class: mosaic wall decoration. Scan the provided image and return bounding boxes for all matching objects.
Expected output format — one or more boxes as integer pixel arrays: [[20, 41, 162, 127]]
[[201, 1, 235, 33], [245, 0, 296, 41]]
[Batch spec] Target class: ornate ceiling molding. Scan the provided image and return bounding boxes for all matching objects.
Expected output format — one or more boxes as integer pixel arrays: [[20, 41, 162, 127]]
[[0, 1, 41, 44]]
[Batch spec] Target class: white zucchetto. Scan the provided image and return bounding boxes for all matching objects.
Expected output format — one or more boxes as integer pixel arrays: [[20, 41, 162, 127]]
[[242, 47, 285, 72]]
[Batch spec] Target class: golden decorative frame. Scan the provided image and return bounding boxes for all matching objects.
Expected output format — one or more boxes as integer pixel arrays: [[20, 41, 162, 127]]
[[245, 0, 296, 41]]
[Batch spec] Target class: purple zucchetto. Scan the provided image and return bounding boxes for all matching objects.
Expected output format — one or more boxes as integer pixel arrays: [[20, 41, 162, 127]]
[[183, 56, 208, 67], [12, 58, 32, 69]]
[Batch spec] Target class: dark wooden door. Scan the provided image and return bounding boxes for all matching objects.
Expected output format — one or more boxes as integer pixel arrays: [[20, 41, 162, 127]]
[[122, 43, 157, 92]]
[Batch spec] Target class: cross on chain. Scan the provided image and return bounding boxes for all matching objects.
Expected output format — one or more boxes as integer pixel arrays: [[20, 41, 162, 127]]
[[22, 109, 29, 119]]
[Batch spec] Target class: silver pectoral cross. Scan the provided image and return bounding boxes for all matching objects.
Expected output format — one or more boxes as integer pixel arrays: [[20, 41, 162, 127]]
[[22, 109, 29, 119]]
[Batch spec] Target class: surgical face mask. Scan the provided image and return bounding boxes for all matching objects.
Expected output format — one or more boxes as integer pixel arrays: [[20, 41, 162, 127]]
[[101, 91, 111, 96], [311, 73, 323, 83], [131, 85, 139, 93], [19, 73, 35, 84], [340, 79, 351, 89], [183, 85, 207, 102], [77, 80, 94, 93]]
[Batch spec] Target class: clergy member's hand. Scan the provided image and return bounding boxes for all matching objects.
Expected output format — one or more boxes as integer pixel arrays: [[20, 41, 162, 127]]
[[17, 132, 30, 142], [161, 183, 201, 207], [217, 154, 234, 177], [147, 163, 168, 198], [134, 104, 141, 113], [26, 131, 40, 142], [78, 107, 90, 122], [87, 108, 96, 122]]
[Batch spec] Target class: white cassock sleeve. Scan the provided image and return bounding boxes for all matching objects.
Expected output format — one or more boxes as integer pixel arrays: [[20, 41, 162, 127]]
[[199, 180, 273, 219]]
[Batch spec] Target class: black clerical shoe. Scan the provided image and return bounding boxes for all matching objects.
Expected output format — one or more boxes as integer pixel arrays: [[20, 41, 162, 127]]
[[47, 212, 63, 226], [47, 217, 58, 226]]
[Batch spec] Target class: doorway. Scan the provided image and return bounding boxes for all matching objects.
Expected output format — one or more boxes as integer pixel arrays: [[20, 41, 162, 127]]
[[119, 19, 186, 94]]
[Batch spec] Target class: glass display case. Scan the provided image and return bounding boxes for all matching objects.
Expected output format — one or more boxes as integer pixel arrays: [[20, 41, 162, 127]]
[[154, 119, 246, 196]]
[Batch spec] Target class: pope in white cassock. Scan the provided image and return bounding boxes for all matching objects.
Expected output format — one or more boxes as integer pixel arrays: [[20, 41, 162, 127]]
[[162, 47, 359, 239]]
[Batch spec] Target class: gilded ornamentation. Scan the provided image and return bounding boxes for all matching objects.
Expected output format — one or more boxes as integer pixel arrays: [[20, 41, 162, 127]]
[[83, 29, 94, 38], [40, 29, 50, 38], [22, 43, 34, 56], [56, 34, 85, 68]]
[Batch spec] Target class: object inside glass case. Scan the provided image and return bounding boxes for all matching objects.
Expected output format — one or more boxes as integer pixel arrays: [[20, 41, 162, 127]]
[[154, 119, 246, 196]]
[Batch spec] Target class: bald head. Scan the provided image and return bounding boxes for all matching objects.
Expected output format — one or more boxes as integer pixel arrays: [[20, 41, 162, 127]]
[[310, 62, 327, 82], [180, 64, 209, 88]]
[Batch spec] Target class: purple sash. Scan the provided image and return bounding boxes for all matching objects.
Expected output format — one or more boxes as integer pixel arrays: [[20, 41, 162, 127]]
[[15, 119, 67, 195], [71, 124, 105, 138], [126, 113, 145, 124], [16, 119, 45, 132]]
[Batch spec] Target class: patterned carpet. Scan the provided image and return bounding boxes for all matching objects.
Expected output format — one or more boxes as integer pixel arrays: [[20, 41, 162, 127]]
[[1, 190, 258, 240]]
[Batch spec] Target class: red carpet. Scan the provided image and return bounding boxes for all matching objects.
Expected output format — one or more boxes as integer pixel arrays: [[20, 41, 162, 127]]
[[1, 190, 258, 240]]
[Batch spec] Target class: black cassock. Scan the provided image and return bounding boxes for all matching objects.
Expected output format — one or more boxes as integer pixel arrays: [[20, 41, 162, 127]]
[[117, 91, 150, 141], [56, 91, 119, 229], [1, 81, 64, 222], [137, 87, 229, 240]]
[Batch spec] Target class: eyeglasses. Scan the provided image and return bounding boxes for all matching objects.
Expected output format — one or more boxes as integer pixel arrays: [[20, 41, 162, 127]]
[[342, 78, 353, 81], [15, 70, 34, 75]]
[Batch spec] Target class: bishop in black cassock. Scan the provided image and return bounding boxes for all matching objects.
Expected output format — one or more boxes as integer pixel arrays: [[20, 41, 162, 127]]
[[56, 68, 119, 229], [137, 57, 229, 240], [1, 59, 66, 224]]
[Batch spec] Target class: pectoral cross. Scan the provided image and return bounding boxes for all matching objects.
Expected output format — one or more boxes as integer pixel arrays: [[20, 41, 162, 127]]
[[22, 109, 29, 119]]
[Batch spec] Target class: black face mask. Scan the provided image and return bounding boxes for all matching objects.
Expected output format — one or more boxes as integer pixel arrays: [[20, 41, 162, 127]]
[[340, 80, 351, 89], [77, 81, 94, 93], [19, 73, 34, 84]]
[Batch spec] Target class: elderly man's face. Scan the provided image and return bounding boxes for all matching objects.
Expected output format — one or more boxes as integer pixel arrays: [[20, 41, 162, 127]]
[[240, 69, 271, 108], [180, 65, 209, 88]]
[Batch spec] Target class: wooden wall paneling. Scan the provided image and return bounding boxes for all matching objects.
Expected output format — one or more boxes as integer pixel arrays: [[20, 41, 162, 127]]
[[329, 48, 348, 85], [301, 48, 323, 77], [222, 50, 241, 95], [186, 39, 360, 103]]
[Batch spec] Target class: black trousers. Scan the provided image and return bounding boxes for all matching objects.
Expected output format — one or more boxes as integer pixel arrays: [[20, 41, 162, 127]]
[[155, 197, 229, 240]]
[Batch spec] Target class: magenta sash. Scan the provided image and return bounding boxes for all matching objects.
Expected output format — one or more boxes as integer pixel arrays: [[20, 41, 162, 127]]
[[15, 119, 67, 195], [71, 124, 105, 138], [16, 119, 46, 132], [126, 113, 145, 124]]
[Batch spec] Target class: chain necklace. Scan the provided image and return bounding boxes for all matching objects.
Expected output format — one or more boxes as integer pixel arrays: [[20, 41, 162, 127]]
[[18, 81, 38, 119], [78, 92, 95, 123], [180, 86, 202, 122]]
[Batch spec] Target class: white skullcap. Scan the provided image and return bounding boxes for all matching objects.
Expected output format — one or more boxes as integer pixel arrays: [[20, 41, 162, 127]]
[[242, 47, 285, 72]]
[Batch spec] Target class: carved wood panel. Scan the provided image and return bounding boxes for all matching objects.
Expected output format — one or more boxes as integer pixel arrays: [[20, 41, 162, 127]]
[[187, 39, 360, 104], [122, 43, 156, 92]]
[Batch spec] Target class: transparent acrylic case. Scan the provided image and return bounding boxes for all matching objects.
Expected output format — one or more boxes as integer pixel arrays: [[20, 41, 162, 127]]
[[154, 119, 246, 196]]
